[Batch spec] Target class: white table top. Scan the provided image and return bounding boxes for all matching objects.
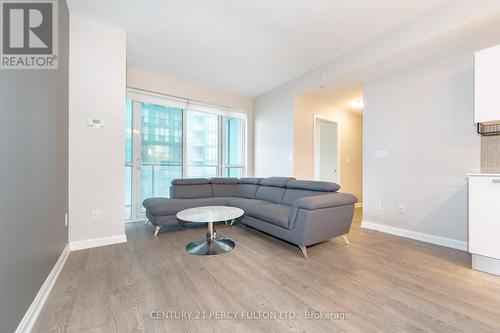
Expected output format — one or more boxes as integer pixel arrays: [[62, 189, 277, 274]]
[[176, 206, 244, 223]]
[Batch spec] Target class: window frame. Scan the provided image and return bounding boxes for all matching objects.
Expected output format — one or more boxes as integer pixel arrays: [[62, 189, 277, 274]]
[[222, 116, 246, 178], [126, 88, 247, 179]]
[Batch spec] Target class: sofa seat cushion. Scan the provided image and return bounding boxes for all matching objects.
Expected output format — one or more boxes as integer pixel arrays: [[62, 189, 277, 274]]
[[143, 197, 232, 216], [227, 198, 270, 213], [143, 198, 183, 216], [249, 204, 295, 229]]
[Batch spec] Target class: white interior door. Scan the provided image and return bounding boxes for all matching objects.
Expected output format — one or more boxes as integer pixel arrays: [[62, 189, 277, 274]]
[[316, 119, 339, 183]]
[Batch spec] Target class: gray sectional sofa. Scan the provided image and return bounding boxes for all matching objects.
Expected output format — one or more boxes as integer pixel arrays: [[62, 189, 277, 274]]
[[143, 177, 357, 258]]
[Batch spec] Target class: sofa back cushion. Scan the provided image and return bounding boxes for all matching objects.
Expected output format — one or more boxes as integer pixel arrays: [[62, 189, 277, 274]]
[[238, 178, 263, 185], [255, 186, 285, 204], [255, 177, 295, 204], [282, 189, 325, 206], [234, 185, 260, 198], [282, 180, 340, 205], [210, 177, 237, 197], [235, 178, 262, 198], [260, 177, 295, 187], [286, 180, 340, 192], [170, 178, 212, 199], [210, 178, 257, 198]]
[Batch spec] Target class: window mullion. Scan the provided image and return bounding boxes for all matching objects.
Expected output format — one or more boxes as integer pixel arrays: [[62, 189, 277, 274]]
[[182, 109, 187, 178], [218, 115, 224, 177], [132, 101, 142, 219], [243, 118, 247, 177]]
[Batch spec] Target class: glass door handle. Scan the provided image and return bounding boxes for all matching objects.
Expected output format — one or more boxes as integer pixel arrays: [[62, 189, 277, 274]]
[[136, 159, 142, 170]]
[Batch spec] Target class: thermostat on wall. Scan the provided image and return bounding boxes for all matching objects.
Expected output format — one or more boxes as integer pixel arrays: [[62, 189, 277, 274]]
[[87, 118, 104, 128]]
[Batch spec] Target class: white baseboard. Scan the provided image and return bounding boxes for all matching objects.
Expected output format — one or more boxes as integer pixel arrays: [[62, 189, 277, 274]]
[[15, 244, 70, 333], [69, 234, 127, 251], [361, 220, 468, 251], [355, 202, 363, 208], [472, 254, 500, 276]]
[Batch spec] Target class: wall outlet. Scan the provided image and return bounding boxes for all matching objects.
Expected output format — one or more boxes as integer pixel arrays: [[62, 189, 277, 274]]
[[65, 213, 68, 227], [398, 205, 406, 214], [92, 209, 102, 219], [375, 201, 382, 210]]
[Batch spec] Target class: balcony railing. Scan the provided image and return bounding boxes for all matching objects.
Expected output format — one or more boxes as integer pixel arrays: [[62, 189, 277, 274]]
[[125, 162, 245, 220]]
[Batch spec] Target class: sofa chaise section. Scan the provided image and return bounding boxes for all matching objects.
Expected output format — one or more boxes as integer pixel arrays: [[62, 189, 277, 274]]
[[143, 177, 357, 258], [144, 177, 263, 235]]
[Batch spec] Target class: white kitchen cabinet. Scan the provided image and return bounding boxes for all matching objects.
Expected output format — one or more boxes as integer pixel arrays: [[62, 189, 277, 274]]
[[474, 44, 500, 124], [469, 174, 500, 276]]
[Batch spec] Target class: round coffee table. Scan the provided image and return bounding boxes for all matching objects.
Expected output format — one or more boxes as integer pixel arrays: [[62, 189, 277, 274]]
[[177, 206, 244, 255]]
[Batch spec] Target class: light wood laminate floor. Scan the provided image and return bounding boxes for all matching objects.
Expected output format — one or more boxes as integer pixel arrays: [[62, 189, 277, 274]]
[[33, 209, 500, 332]]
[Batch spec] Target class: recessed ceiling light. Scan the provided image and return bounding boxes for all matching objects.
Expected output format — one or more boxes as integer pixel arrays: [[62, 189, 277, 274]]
[[349, 99, 364, 109]]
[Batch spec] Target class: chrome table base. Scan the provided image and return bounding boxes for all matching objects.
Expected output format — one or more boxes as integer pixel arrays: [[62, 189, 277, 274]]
[[185, 238, 235, 255], [186, 221, 235, 255]]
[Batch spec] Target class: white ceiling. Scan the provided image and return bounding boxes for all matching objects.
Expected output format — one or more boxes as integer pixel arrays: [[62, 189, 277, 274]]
[[306, 85, 365, 114], [67, 0, 451, 97]]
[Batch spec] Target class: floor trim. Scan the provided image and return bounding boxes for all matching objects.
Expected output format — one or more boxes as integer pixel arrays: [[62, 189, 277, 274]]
[[69, 234, 127, 251], [15, 244, 70, 333], [361, 220, 468, 251], [472, 254, 500, 276]]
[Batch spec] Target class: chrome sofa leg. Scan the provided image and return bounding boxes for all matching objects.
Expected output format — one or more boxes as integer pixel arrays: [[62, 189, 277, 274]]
[[298, 245, 309, 260], [154, 226, 161, 237], [342, 234, 350, 245]]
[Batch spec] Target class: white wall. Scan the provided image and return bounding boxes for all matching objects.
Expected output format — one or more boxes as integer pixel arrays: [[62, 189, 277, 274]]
[[127, 67, 255, 176], [254, 89, 295, 176], [294, 95, 363, 201], [69, 15, 127, 244], [363, 53, 480, 244], [253, 0, 500, 177], [127, 67, 253, 111]]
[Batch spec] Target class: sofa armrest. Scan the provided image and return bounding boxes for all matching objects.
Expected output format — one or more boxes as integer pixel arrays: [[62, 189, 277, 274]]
[[292, 193, 357, 210]]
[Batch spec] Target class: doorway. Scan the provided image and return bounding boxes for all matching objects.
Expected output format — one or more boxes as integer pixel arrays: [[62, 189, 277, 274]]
[[314, 116, 340, 183]]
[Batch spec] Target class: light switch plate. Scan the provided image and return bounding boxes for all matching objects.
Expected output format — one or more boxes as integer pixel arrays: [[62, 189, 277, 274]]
[[92, 209, 102, 219], [88, 118, 104, 128], [375, 150, 389, 159]]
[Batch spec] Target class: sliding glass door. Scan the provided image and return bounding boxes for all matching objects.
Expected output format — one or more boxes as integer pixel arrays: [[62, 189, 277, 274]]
[[125, 91, 247, 221], [225, 117, 245, 177], [125, 100, 184, 219], [125, 100, 133, 220], [185, 111, 219, 177], [140, 102, 183, 200]]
